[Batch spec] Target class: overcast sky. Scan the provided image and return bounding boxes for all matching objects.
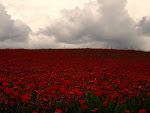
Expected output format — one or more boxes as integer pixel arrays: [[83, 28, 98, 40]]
[[0, 0, 150, 51]]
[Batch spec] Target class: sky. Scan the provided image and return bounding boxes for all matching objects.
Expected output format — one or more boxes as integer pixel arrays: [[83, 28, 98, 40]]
[[0, 0, 150, 51]]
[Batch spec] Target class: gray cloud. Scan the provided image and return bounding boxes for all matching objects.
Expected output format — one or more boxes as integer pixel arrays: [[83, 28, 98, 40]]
[[38, 0, 150, 50], [137, 17, 150, 36], [39, 2, 101, 44], [0, 4, 31, 42]]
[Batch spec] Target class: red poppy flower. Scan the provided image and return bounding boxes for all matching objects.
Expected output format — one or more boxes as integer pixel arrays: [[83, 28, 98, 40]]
[[120, 100, 125, 105], [138, 109, 147, 113], [81, 105, 88, 109], [146, 92, 150, 97], [124, 110, 130, 113], [142, 98, 145, 102], [80, 99, 86, 104], [102, 101, 108, 106], [21, 94, 32, 103], [32, 111, 38, 113], [55, 109, 62, 113], [95, 92, 102, 97], [2, 82, 10, 87]]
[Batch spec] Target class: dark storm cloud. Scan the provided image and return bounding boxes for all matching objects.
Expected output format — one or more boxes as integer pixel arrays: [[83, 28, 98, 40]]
[[0, 4, 31, 42]]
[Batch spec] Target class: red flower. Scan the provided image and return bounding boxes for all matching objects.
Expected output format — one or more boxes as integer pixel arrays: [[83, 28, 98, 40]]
[[120, 100, 125, 105], [55, 109, 62, 113], [103, 101, 108, 106], [142, 98, 145, 102], [81, 105, 88, 109], [138, 109, 147, 113], [32, 111, 38, 113], [95, 92, 102, 97], [146, 92, 150, 97], [13, 91, 19, 97], [76, 91, 83, 97], [80, 99, 86, 104], [42, 111, 46, 113], [2, 82, 10, 87], [21, 94, 32, 103], [124, 110, 130, 113]]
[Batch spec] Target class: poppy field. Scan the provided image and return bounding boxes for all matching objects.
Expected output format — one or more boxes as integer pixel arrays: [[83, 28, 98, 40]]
[[0, 49, 150, 113]]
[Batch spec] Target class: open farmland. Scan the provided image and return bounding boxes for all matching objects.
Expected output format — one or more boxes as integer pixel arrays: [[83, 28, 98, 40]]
[[0, 49, 150, 113]]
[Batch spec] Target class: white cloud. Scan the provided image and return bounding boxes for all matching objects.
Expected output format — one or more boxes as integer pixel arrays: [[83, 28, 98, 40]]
[[1, 0, 95, 32], [126, 0, 150, 22]]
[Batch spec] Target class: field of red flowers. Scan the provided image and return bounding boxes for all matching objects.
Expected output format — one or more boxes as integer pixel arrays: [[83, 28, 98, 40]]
[[0, 49, 150, 113]]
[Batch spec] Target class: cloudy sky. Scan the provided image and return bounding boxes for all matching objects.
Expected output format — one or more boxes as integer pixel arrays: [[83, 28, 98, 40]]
[[0, 0, 150, 51]]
